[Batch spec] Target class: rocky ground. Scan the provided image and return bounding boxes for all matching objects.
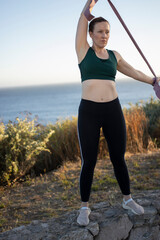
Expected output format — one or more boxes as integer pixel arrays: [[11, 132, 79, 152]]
[[0, 190, 160, 240], [0, 150, 160, 238]]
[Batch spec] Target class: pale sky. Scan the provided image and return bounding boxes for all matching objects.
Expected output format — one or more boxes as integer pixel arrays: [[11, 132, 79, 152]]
[[0, 0, 160, 88]]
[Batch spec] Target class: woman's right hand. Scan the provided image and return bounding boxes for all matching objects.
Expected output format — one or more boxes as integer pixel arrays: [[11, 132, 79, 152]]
[[84, 0, 99, 21]]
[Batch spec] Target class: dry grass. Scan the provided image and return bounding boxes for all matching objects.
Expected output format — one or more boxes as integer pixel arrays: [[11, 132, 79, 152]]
[[0, 149, 160, 233], [124, 106, 155, 152], [0, 101, 158, 185]]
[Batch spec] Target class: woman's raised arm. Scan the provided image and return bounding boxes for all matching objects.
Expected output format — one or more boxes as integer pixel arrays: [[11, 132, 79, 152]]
[[75, 0, 98, 63]]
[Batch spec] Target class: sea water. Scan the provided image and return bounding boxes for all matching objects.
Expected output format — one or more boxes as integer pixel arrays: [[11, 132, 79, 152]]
[[0, 79, 156, 126]]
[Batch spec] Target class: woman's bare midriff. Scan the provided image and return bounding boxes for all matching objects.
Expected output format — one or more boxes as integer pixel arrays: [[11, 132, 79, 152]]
[[82, 79, 118, 102]]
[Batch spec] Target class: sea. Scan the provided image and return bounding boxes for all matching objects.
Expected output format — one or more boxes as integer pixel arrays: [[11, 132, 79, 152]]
[[0, 79, 157, 126]]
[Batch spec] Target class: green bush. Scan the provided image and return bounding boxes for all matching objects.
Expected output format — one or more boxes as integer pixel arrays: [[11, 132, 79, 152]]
[[32, 116, 80, 175], [46, 117, 79, 162], [0, 117, 50, 185], [142, 97, 160, 146]]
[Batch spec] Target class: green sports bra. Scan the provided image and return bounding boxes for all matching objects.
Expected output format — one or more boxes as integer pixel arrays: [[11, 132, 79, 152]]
[[78, 47, 117, 82]]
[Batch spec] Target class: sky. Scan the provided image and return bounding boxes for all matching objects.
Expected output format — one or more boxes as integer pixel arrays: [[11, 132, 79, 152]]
[[0, 0, 160, 88]]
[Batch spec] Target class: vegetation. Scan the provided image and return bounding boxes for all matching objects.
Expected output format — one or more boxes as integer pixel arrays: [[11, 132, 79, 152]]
[[0, 97, 159, 185], [142, 97, 160, 145], [0, 96, 160, 232]]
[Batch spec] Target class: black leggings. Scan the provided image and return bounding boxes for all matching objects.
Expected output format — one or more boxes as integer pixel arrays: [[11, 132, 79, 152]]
[[77, 97, 130, 202]]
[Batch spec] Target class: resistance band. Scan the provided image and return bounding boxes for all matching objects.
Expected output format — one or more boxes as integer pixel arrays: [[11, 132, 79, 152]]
[[84, 0, 160, 98], [107, 0, 160, 99], [107, 0, 156, 77]]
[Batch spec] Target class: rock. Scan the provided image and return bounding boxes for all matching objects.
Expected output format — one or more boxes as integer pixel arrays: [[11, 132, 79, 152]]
[[128, 225, 160, 240], [152, 200, 160, 214], [92, 201, 110, 210], [127, 206, 159, 228], [104, 208, 119, 218], [59, 229, 93, 240], [12, 225, 26, 232], [90, 212, 102, 221], [87, 222, 99, 236], [95, 215, 133, 240], [0, 190, 160, 240]]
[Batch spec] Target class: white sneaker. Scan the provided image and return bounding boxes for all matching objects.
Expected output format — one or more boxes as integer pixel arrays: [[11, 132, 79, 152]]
[[77, 207, 91, 226], [122, 198, 144, 215]]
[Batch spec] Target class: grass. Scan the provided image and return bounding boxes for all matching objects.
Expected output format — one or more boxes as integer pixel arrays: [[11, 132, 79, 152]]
[[0, 149, 160, 233]]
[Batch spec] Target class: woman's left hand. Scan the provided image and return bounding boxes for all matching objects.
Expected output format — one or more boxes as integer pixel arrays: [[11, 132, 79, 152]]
[[152, 77, 160, 86], [156, 77, 160, 84], [153, 77, 160, 99]]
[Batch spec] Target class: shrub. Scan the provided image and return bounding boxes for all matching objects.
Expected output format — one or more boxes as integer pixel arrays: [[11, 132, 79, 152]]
[[123, 105, 150, 152], [20, 116, 80, 177], [0, 117, 50, 185], [45, 116, 80, 163], [142, 97, 160, 146]]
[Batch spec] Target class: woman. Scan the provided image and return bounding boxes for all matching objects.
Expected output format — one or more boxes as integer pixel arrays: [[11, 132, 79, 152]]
[[75, 0, 160, 226]]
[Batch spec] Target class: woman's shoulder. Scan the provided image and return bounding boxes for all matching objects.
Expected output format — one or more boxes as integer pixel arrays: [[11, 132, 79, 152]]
[[107, 49, 119, 55], [108, 50, 122, 63]]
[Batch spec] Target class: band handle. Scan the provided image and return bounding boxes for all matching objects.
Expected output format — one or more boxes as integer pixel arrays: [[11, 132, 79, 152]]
[[152, 77, 157, 86], [84, 0, 99, 21]]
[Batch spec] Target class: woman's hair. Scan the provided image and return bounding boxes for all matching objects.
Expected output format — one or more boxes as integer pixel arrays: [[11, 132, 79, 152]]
[[89, 17, 110, 32]]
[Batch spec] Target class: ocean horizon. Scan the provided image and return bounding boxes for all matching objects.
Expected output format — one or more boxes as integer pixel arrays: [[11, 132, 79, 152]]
[[0, 79, 157, 126]]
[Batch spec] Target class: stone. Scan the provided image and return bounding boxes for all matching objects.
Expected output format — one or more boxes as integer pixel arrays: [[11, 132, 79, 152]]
[[0, 190, 160, 240], [95, 215, 133, 240], [144, 206, 158, 215], [152, 200, 160, 214], [32, 220, 39, 225], [136, 198, 152, 206], [104, 208, 118, 218], [59, 229, 93, 240], [128, 225, 160, 240], [12, 225, 26, 232], [127, 206, 159, 228], [41, 223, 49, 228], [92, 201, 110, 210], [90, 212, 102, 221], [87, 222, 99, 236]]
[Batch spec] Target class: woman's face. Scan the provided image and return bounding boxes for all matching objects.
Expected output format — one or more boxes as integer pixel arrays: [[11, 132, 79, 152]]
[[89, 22, 110, 48]]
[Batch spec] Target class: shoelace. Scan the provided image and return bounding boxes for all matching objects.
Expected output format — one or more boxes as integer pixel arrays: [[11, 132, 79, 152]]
[[123, 198, 133, 205]]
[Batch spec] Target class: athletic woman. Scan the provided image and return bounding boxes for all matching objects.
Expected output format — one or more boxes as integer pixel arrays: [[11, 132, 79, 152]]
[[75, 0, 160, 226]]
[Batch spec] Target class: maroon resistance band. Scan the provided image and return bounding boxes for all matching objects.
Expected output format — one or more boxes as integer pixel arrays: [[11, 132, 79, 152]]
[[107, 0, 160, 99], [107, 0, 156, 77], [84, 0, 160, 98]]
